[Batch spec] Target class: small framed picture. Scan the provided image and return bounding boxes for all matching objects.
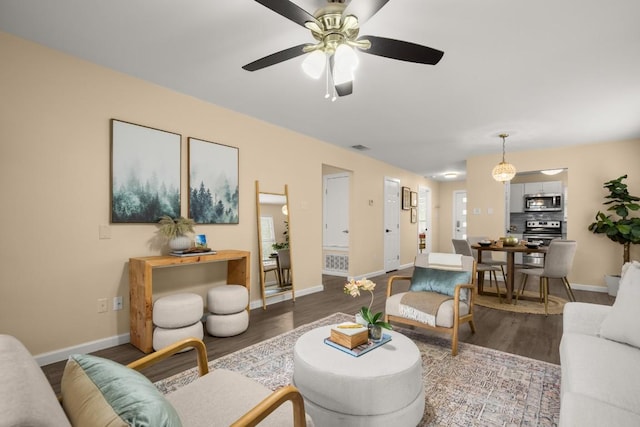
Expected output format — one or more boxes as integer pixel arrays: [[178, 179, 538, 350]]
[[194, 234, 207, 248], [410, 191, 418, 208], [411, 208, 417, 223], [402, 187, 411, 210]]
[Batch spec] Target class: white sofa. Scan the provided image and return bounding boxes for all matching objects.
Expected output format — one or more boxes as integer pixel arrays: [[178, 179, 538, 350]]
[[559, 261, 640, 426]]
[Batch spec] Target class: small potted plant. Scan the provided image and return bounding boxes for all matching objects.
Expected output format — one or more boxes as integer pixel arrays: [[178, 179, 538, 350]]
[[157, 215, 196, 251], [588, 175, 640, 295], [344, 278, 392, 341]]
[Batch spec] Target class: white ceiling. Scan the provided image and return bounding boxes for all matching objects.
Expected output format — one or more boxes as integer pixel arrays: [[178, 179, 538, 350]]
[[2, 0, 639, 180]]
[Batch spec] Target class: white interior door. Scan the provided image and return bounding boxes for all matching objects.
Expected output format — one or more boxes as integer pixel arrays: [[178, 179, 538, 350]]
[[417, 185, 432, 251], [384, 178, 400, 272], [453, 190, 468, 240], [323, 173, 349, 248]]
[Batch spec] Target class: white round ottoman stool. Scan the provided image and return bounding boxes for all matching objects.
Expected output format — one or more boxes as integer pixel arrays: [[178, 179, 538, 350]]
[[153, 293, 203, 328], [206, 285, 249, 337], [206, 285, 248, 314], [153, 322, 203, 352], [293, 326, 424, 427], [152, 293, 204, 351], [206, 310, 249, 337]]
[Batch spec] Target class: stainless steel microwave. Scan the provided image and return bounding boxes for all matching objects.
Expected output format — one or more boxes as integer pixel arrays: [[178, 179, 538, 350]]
[[524, 193, 563, 212]]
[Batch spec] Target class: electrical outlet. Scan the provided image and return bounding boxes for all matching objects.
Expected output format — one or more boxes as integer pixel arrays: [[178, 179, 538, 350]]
[[113, 296, 123, 311], [97, 298, 108, 313]]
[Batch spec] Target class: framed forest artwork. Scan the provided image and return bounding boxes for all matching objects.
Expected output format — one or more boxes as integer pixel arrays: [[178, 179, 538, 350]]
[[188, 137, 239, 224], [110, 119, 181, 223]]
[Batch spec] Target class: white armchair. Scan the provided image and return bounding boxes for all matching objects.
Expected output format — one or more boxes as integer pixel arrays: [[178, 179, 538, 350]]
[[385, 253, 477, 356]]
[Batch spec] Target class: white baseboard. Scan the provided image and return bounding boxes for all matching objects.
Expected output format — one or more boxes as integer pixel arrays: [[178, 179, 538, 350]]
[[35, 333, 131, 367], [485, 273, 608, 294], [35, 285, 326, 367], [248, 284, 324, 309], [570, 283, 608, 293], [322, 270, 349, 277]]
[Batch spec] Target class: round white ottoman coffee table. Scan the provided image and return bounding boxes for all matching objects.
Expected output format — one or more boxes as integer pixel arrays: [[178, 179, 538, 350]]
[[293, 325, 424, 427]]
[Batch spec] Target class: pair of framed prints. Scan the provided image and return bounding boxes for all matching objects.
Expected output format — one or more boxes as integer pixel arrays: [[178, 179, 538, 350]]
[[110, 119, 238, 224]]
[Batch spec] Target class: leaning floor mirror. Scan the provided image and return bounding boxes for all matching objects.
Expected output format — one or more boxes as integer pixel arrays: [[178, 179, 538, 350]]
[[255, 181, 295, 309]]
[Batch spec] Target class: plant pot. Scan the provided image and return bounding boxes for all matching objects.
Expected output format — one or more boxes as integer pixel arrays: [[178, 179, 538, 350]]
[[368, 324, 383, 342], [605, 274, 621, 297], [169, 235, 191, 251]]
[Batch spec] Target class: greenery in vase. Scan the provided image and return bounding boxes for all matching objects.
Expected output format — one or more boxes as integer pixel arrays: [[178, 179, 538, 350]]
[[157, 215, 195, 240], [272, 220, 289, 251], [344, 278, 392, 330], [588, 175, 640, 265]]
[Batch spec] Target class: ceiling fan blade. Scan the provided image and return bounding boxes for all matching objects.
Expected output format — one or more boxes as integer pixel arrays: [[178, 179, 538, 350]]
[[359, 35, 444, 65], [242, 43, 310, 71], [343, 0, 390, 25], [254, 0, 320, 28]]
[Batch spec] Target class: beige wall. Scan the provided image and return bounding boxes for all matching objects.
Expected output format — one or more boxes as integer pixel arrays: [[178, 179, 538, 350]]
[[2, 31, 637, 357], [0, 32, 437, 356], [464, 140, 640, 288]]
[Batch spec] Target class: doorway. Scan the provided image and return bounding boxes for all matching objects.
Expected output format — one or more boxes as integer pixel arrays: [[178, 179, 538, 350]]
[[417, 185, 432, 252], [322, 171, 350, 275], [384, 177, 401, 272], [453, 190, 467, 240]]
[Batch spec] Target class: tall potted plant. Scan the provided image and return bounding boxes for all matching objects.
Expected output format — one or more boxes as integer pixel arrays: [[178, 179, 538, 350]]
[[588, 175, 640, 295]]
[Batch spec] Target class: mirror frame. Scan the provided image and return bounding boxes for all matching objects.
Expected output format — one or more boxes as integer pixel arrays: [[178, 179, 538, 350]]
[[255, 181, 295, 309]]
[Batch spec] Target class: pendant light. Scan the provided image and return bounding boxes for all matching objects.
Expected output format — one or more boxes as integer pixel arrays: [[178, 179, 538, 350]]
[[492, 133, 517, 182]]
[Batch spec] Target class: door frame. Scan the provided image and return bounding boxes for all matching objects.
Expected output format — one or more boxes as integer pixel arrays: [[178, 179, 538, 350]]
[[383, 177, 401, 272]]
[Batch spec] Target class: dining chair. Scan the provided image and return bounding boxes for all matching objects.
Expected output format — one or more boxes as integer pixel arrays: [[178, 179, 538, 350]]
[[262, 259, 281, 286], [468, 236, 508, 283], [516, 239, 577, 315], [277, 249, 291, 286], [452, 238, 503, 302]]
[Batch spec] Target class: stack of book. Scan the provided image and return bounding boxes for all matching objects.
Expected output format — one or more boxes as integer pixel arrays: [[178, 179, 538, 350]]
[[328, 323, 368, 349], [170, 248, 216, 257]]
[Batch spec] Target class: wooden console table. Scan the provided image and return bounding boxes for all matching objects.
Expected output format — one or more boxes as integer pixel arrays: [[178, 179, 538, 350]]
[[129, 250, 250, 353]]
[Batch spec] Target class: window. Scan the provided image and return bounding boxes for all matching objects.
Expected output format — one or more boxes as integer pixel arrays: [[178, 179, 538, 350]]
[[260, 216, 276, 258]]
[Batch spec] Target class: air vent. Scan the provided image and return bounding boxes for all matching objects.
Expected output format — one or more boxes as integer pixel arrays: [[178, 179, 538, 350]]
[[324, 254, 349, 273], [351, 145, 370, 151]]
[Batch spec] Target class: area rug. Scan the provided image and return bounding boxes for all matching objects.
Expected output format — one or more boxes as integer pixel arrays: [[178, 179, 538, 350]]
[[155, 313, 560, 426], [475, 288, 567, 315]]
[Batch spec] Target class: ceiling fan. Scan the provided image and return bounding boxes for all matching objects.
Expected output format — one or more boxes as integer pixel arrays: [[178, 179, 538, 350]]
[[242, 0, 444, 99]]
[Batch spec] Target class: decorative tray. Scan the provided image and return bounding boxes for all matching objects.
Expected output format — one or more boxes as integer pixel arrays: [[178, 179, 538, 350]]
[[324, 334, 392, 357]]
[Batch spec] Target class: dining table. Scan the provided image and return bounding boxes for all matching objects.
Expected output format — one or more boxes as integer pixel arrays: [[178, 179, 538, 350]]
[[471, 243, 548, 304]]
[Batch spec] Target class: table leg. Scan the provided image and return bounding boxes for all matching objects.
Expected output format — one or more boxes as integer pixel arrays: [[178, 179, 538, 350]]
[[506, 252, 515, 304], [476, 250, 485, 295]]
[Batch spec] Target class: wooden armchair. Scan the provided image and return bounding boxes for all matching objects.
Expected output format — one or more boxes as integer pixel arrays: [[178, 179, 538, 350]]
[[385, 253, 477, 356], [128, 338, 310, 427]]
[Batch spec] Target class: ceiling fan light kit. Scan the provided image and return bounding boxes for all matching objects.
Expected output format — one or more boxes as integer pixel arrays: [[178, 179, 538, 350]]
[[492, 133, 517, 182], [244, 0, 444, 99], [301, 50, 326, 79]]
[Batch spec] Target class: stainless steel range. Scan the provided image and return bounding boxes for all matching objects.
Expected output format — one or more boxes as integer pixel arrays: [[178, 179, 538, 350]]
[[522, 220, 563, 267]]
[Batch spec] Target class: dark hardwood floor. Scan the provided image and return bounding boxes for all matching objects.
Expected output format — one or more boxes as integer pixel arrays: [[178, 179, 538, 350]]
[[41, 266, 613, 395]]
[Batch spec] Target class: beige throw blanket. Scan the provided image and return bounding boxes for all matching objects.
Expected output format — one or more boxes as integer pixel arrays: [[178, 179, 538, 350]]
[[399, 292, 453, 327]]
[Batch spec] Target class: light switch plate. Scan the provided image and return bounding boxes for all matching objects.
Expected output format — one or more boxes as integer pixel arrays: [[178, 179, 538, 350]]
[[99, 225, 111, 239]]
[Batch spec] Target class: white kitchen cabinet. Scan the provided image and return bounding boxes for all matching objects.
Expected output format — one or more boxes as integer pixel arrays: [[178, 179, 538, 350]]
[[509, 183, 525, 213], [542, 181, 563, 193], [524, 181, 562, 195]]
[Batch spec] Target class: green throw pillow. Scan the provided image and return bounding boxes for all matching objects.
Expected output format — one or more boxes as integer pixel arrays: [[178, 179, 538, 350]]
[[409, 267, 471, 300], [61, 354, 182, 427]]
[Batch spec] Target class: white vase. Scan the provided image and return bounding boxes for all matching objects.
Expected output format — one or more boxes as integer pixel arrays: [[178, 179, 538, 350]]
[[169, 235, 191, 251]]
